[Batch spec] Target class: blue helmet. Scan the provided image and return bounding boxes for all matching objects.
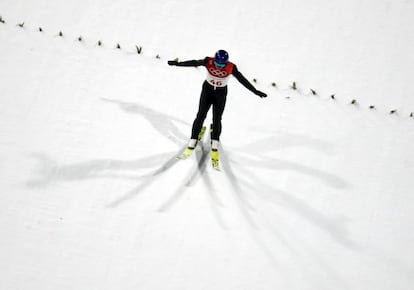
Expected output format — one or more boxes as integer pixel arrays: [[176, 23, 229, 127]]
[[214, 50, 229, 66]]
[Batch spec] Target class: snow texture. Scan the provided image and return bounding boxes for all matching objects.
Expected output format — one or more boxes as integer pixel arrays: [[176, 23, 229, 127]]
[[1, 0, 414, 289]]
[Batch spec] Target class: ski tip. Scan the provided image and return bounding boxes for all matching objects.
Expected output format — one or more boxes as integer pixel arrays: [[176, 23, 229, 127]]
[[177, 154, 190, 160], [211, 160, 220, 171], [177, 147, 194, 160]]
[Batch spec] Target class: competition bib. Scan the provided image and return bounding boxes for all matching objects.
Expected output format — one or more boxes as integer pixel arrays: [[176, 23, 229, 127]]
[[205, 57, 234, 88]]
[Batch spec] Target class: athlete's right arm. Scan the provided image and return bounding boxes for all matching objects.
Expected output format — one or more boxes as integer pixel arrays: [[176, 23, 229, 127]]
[[168, 57, 208, 67]]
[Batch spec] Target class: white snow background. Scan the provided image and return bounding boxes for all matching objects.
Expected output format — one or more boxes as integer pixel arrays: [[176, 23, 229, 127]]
[[1, 0, 414, 289]]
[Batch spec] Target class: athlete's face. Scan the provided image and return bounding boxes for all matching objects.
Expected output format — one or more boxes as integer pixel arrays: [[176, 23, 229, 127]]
[[214, 61, 226, 68]]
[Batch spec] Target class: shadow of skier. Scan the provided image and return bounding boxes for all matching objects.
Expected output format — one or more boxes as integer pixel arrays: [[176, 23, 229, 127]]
[[218, 143, 358, 250], [101, 97, 189, 146], [27, 98, 192, 207]]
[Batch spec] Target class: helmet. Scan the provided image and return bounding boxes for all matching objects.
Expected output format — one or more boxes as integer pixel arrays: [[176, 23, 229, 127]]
[[214, 50, 229, 65]]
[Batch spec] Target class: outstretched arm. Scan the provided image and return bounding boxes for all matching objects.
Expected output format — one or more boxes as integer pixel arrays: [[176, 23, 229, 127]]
[[232, 65, 267, 98], [168, 57, 208, 67]]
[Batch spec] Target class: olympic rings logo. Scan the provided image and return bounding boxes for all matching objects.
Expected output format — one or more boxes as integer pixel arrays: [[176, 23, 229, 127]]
[[208, 67, 228, 77]]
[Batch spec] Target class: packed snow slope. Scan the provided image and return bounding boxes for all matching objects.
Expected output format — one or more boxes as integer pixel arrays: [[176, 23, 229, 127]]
[[1, 1, 414, 290]]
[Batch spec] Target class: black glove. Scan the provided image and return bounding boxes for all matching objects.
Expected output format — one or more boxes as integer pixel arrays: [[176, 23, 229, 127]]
[[255, 90, 267, 98], [168, 60, 178, 66]]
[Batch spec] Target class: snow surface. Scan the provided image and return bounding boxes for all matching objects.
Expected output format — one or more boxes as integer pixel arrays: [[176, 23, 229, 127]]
[[1, 0, 414, 289]]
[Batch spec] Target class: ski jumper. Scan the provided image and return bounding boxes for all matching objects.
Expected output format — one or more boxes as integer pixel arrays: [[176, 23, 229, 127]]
[[174, 57, 259, 141]]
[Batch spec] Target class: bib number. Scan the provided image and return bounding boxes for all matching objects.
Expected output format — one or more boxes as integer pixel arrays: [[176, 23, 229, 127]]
[[209, 79, 223, 87], [206, 73, 229, 88]]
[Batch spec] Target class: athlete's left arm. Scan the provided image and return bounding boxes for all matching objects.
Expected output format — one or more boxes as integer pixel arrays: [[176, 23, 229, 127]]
[[232, 65, 267, 98]]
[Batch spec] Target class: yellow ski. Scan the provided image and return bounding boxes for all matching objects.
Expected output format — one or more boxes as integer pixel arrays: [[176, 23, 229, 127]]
[[177, 126, 206, 160], [211, 149, 220, 171]]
